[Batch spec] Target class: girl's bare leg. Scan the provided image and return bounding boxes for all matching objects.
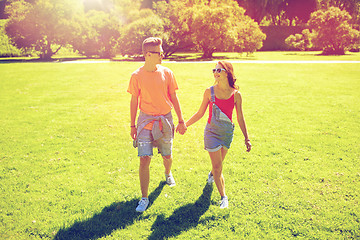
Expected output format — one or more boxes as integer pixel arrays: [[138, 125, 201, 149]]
[[209, 147, 228, 197]]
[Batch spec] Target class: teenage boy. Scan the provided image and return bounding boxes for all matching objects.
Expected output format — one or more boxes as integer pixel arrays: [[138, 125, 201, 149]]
[[127, 37, 187, 212]]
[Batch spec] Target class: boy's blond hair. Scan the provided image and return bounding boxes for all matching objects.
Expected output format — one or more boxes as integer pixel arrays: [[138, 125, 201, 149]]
[[142, 37, 162, 55]]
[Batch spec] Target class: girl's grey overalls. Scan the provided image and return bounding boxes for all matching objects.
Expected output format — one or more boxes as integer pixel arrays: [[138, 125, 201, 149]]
[[204, 86, 235, 152]]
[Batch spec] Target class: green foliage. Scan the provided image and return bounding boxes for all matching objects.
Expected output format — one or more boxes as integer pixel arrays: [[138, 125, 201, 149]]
[[118, 0, 149, 24], [118, 9, 164, 56], [5, 0, 82, 59], [308, 7, 360, 54], [236, 0, 318, 26], [157, 0, 265, 58], [283, 0, 318, 24], [235, 17, 266, 54], [318, 0, 360, 24], [285, 7, 360, 54], [71, 10, 121, 58], [236, 0, 275, 23], [189, 1, 241, 58], [285, 29, 313, 51], [154, 0, 195, 57], [0, 19, 21, 57]]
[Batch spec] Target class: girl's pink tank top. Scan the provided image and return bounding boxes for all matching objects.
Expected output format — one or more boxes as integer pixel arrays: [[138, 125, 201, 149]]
[[208, 94, 235, 124]]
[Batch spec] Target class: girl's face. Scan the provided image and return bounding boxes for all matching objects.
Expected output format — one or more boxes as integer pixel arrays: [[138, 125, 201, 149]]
[[213, 63, 227, 83]]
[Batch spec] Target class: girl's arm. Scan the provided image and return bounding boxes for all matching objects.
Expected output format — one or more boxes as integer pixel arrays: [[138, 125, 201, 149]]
[[186, 88, 211, 127], [234, 91, 252, 152]]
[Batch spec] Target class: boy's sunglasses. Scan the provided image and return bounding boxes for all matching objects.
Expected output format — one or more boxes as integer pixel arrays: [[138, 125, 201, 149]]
[[212, 68, 226, 73], [148, 51, 164, 56]]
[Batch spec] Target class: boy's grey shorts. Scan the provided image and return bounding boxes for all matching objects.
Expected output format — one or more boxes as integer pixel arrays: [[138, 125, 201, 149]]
[[136, 129, 173, 157]]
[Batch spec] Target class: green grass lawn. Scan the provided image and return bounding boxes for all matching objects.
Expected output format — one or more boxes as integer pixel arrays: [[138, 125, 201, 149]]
[[0, 53, 359, 239]]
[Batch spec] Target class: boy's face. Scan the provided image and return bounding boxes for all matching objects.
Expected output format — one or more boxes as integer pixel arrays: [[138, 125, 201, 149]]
[[146, 45, 164, 65]]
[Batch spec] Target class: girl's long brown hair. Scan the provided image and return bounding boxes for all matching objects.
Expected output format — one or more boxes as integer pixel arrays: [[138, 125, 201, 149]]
[[218, 61, 239, 90]]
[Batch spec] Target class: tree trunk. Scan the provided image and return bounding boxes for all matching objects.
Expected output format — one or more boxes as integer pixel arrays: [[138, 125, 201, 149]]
[[201, 49, 214, 59], [40, 42, 53, 60]]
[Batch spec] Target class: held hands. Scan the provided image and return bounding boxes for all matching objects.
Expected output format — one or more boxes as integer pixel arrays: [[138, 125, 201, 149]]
[[176, 122, 187, 135], [131, 122, 187, 139]]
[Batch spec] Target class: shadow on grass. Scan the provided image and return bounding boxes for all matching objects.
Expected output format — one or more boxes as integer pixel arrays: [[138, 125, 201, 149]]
[[148, 183, 213, 240], [54, 181, 166, 240]]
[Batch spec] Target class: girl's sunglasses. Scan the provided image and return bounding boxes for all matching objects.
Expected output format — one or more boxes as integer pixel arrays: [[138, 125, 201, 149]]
[[212, 68, 226, 73]]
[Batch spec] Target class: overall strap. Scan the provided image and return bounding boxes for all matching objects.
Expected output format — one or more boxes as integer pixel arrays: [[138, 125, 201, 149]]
[[210, 86, 215, 103]]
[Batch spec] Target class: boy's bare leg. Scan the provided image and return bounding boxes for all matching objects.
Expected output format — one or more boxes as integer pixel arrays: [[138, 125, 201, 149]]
[[163, 155, 175, 186], [162, 155, 172, 175], [139, 156, 151, 198]]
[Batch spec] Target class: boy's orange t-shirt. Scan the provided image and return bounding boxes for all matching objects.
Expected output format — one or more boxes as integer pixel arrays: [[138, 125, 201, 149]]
[[127, 65, 178, 130]]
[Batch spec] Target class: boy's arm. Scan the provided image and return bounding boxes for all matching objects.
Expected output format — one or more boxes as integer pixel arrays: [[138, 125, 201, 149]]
[[169, 92, 187, 134], [130, 94, 138, 140]]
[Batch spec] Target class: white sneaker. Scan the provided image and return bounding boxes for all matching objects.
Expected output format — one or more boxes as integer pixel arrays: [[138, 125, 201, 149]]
[[208, 171, 214, 184], [136, 198, 149, 212], [165, 173, 176, 187], [220, 196, 228, 209]]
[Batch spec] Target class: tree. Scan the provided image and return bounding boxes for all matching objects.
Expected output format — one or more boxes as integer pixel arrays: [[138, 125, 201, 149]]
[[318, 0, 360, 23], [188, 0, 265, 58], [236, 0, 321, 26], [282, 0, 318, 25], [292, 7, 360, 54], [71, 10, 121, 58], [0, 0, 36, 19], [309, 7, 360, 54], [0, 18, 22, 56], [188, 1, 236, 58], [236, 0, 271, 24], [235, 17, 266, 54], [0, 0, 8, 19], [154, 0, 195, 57], [118, 9, 165, 56], [236, 0, 288, 24], [5, 0, 81, 59], [140, 0, 164, 9]]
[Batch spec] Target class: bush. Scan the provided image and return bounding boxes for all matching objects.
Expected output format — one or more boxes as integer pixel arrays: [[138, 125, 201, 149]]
[[285, 29, 312, 51], [308, 7, 360, 55]]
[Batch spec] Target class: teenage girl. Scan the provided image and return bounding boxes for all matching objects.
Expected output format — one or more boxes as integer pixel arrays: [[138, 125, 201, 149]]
[[185, 61, 252, 208]]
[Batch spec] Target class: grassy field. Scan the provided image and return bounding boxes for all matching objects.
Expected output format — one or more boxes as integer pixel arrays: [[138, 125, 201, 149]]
[[0, 52, 359, 239]]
